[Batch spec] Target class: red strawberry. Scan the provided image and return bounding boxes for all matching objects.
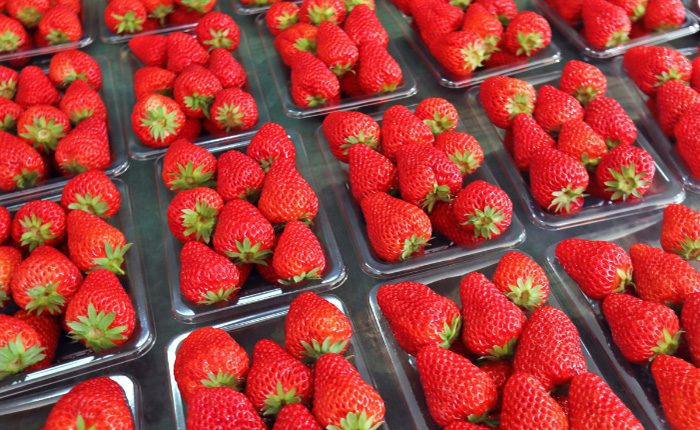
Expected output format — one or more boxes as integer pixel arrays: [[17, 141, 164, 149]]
[[342, 4, 388, 47], [492, 251, 550, 310], [557, 118, 608, 170], [0, 206, 10, 243], [433, 31, 486, 77], [59, 80, 106, 126], [13, 309, 59, 370], [0, 66, 18, 100], [630, 243, 700, 305], [429, 200, 483, 245], [290, 52, 340, 108], [623, 45, 691, 96], [675, 103, 700, 178], [317, 21, 358, 77], [11, 199, 65, 251], [273, 220, 325, 284], [434, 132, 483, 176], [274, 403, 323, 429], [61, 170, 120, 219], [651, 355, 700, 430], [174, 0, 215, 13], [529, 147, 589, 214], [216, 150, 264, 202], [510, 112, 556, 171], [179, 241, 242, 305], [285, 292, 352, 359], [411, 0, 463, 44], [377, 281, 462, 355], [8, 0, 50, 28], [166, 32, 209, 74], [299, 0, 346, 25], [196, 11, 240, 52], [691, 55, 700, 93], [499, 373, 568, 429], [559, 60, 607, 106], [656, 80, 700, 137], [133, 67, 176, 101], [212, 199, 275, 264], [479, 76, 536, 129], [0, 131, 46, 190], [380, 104, 434, 161], [246, 122, 296, 172], [568, 372, 643, 428], [661, 204, 700, 259], [347, 143, 397, 203], [66, 209, 131, 274], [339, 65, 365, 97], [475, 0, 517, 25], [582, 0, 631, 49], [36, 4, 81, 46], [682, 292, 700, 367], [0, 246, 22, 307], [141, 0, 174, 25], [162, 139, 216, 192], [207, 48, 246, 89], [17, 105, 70, 154], [48, 50, 101, 90], [167, 186, 222, 243], [186, 387, 267, 430], [343, 0, 374, 12], [258, 160, 318, 225], [267, 2, 300, 36], [173, 65, 222, 119], [0, 14, 29, 56], [452, 180, 513, 240], [15, 66, 61, 109], [104, 0, 147, 34], [322, 110, 379, 162], [54, 117, 110, 175], [584, 97, 637, 149], [478, 359, 511, 405], [462, 3, 503, 55], [503, 11, 551, 57], [168, 4, 204, 24], [608, 0, 647, 22], [131, 93, 185, 148], [535, 85, 584, 133], [595, 145, 655, 201], [274, 22, 318, 66], [644, 0, 685, 31], [0, 313, 45, 378], [129, 34, 168, 68], [209, 88, 258, 133], [414, 98, 459, 135], [0, 97, 23, 131]]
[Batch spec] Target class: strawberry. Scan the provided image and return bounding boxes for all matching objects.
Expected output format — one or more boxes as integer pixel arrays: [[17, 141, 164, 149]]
[[568, 372, 643, 428], [342, 4, 388, 47], [608, 0, 647, 22], [416, 344, 497, 426], [290, 52, 340, 108], [452, 180, 513, 240], [478, 359, 511, 407], [602, 292, 680, 363], [361, 192, 432, 261], [275, 23, 318, 66], [285, 292, 352, 359], [141, 0, 174, 25], [196, 11, 239, 52], [0, 131, 46, 190], [133, 67, 175, 101], [675, 103, 700, 179], [274, 403, 323, 429], [209, 88, 258, 132], [692, 55, 700, 93], [429, 200, 483, 246], [644, 0, 684, 31], [651, 355, 700, 430], [503, 11, 551, 57], [61, 170, 120, 218], [595, 144, 655, 201], [661, 204, 700, 259], [414, 98, 459, 136], [15, 66, 61, 109], [499, 373, 568, 429], [267, 2, 300, 36], [623, 45, 691, 96], [64, 269, 134, 352], [54, 117, 110, 174], [492, 251, 550, 310], [339, 65, 365, 97], [377, 281, 462, 355], [444, 421, 490, 429], [168, 4, 203, 24], [66, 209, 131, 274], [174, 327, 250, 403], [186, 387, 267, 430], [656, 79, 700, 137], [460, 272, 526, 358], [272, 220, 325, 284], [104, 0, 147, 34], [434, 132, 483, 176], [411, 0, 463, 44], [0, 313, 45, 378], [475, 0, 517, 25], [43, 378, 134, 430], [166, 32, 209, 74], [0, 246, 22, 307], [682, 292, 700, 367], [343, 0, 374, 12], [557, 118, 608, 170], [347, 143, 397, 203], [582, 0, 631, 49], [13, 309, 59, 370], [174, 0, 215, 13], [380, 104, 434, 161], [245, 339, 313, 415], [211, 199, 275, 265], [461, 3, 502, 55], [322, 111, 379, 162], [513, 306, 587, 390], [207, 48, 246, 89], [630, 243, 700, 305], [8, 0, 49, 28], [48, 50, 101, 91], [258, 160, 318, 225], [479, 76, 536, 129], [179, 117, 201, 141], [535, 85, 585, 133], [559, 60, 607, 106], [584, 97, 637, 149], [167, 186, 222, 243], [36, 4, 81, 45], [179, 241, 242, 305], [0, 97, 23, 131], [0, 14, 29, 54], [0, 65, 18, 100], [529, 146, 589, 214], [216, 150, 264, 202], [173, 65, 222, 119], [11, 199, 65, 251], [299, 0, 346, 25], [17, 105, 70, 154], [316, 21, 357, 76], [128, 34, 168, 68], [246, 122, 296, 172], [0, 206, 10, 244], [58, 80, 106, 126], [510, 112, 556, 171], [433, 31, 485, 77], [131, 93, 185, 148]]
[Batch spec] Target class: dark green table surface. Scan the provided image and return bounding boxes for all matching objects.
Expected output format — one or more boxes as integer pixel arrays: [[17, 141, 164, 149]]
[[6, 0, 700, 428]]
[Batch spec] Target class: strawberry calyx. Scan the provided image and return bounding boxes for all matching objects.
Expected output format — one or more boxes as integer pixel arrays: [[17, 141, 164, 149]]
[[331, 61, 355, 77], [184, 91, 215, 118], [0, 78, 16, 100], [652, 22, 680, 32], [59, 69, 88, 88], [483, 35, 500, 57], [327, 410, 383, 430], [603, 162, 650, 201], [68, 192, 110, 218], [300, 336, 349, 359], [307, 4, 339, 25], [305, 94, 328, 108], [76, 415, 97, 430], [506, 276, 546, 311], [19, 116, 67, 154], [449, 0, 471, 11], [260, 156, 279, 173], [180, 200, 219, 243], [581, 152, 601, 172], [19, 213, 56, 251], [181, 0, 212, 14], [438, 315, 462, 349], [654, 67, 689, 87], [167, 161, 216, 192], [400, 233, 429, 260], [573, 85, 599, 107], [515, 31, 544, 57], [293, 37, 316, 55], [46, 29, 71, 46], [25, 283, 65, 315], [486, 336, 517, 359], [275, 11, 299, 31], [13, 168, 40, 189], [0, 30, 21, 53], [204, 28, 234, 51], [110, 11, 145, 34], [0, 113, 16, 131], [340, 130, 379, 155], [69, 108, 96, 125], [463, 205, 506, 239], [650, 328, 682, 360], [605, 29, 630, 48], [548, 184, 587, 213], [92, 242, 132, 275], [448, 149, 480, 176], [614, 267, 634, 293], [379, 82, 398, 94], [214, 102, 245, 131], [605, 137, 623, 150], [344, 0, 373, 12], [421, 183, 452, 213], [262, 380, 302, 416], [197, 286, 238, 305], [201, 370, 243, 390], [17, 7, 42, 28], [676, 236, 700, 260], [631, 3, 645, 22], [225, 237, 272, 264], [0, 334, 45, 379], [60, 160, 89, 175], [0, 290, 9, 307], [279, 267, 322, 285], [148, 4, 175, 26], [66, 303, 127, 353], [496, 14, 510, 26], [424, 111, 456, 136], [506, 93, 534, 119], [459, 43, 485, 73], [141, 105, 181, 143]]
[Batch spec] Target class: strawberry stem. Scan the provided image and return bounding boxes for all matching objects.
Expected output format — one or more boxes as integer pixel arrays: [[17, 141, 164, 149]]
[[180, 200, 219, 243], [603, 162, 650, 201], [213, 103, 246, 131], [25, 283, 65, 315], [424, 111, 455, 135], [486, 336, 517, 359], [676, 236, 700, 260], [448, 149, 480, 176], [0, 30, 21, 53], [463, 205, 506, 239], [18, 213, 57, 251], [421, 183, 453, 213], [515, 31, 544, 57], [68, 193, 110, 218], [204, 28, 234, 51], [438, 315, 462, 349], [225, 237, 272, 265], [400, 234, 429, 260], [197, 286, 238, 305], [201, 370, 243, 390], [548, 184, 587, 213], [506, 276, 546, 311], [262, 381, 301, 416], [19, 116, 67, 154], [167, 162, 216, 192], [650, 328, 682, 360], [92, 242, 132, 275], [110, 11, 145, 34], [300, 336, 349, 360], [66, 303, 127, 353]]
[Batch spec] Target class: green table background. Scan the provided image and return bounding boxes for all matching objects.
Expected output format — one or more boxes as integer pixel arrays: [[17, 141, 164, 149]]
[[8, 0, 700, 428]]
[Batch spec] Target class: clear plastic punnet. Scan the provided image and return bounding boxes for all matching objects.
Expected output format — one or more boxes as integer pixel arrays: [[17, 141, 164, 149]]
[[465, 70, 685, 231], [155, 131, 347, 323]]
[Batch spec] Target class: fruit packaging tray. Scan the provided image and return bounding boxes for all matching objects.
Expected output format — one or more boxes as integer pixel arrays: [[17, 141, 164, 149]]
[[0, 374, 143, 428], [0, 55, 129, 205], [465, 70, 685, 230], [316, 103, 526, 278], [531, 0, 700, 59], [0, 179, 155, 399], [164, 295, 393, 429], [612, 46, 700, 193], [368, 250, 659, 429], [118, 29, 269, 160], [254, 13, 417, 118], [381, 1, 563, 88], [155, 131, 347, 323], [544, 213, 680, 429]]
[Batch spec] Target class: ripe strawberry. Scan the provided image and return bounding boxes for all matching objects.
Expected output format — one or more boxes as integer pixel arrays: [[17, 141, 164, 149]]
[[675, 103, 700, 178], [339, 65, 365, 97], [510, 112, 556, 171], [61, 170, 120, 219], [343, 0, 374, 12], [104, 0, 147, 34], [414, 98, 458, 136], [475, 0, 517, 25], [503, 11, 551, 57], [568, 372, 643, 428], [529, 146, 589, 214], [0, 14, 29, 55], [173, 65, 222, 119], [273, 220, 325, 284], [433, 31, 485, 77], [11, 199, 65, 251], [0, 206, 10, 243], [48, 50, 101, 91], [13, 309, 59, 370], [479, 76, 536, 129], [316, 21, 357, 77], [434, 132, 483, 176], [557, 118, 608, 170], [299, 0, 346, 25], [416, 344, 497, 426], [0, 131, 46, 190], [691, 56, 700, 93], [492, 251, 550, 310], [657, 80, 700, 137], [595, 145, 655, 201], [245, 339, 313, 415], [444, 421, 491, 429], [322, 111, 379, 162], [380, 104, 434, 161], [131, 93, 185, 148], [411, 0, 463, 44], [661, 204, 700, 259], [285, 292, 352, 359], [0, 65, 18, 100], [211, 199, 275, 265], [179, 118, 201, 141], [36, 4, 81, 45], [559, 60, 607, 106], [347, 143, 397, 203], [478, 359, 511, 406], [58, 80, 106, 126], [133, 67, 175, 102], [209, 88, 258, 132], [623, 45, 691, 96], [167, 186, 222, 243], [168, 4, 203, 24], [267, 2, 300, 36], [128, 34, 168, 68], [289, 52, 340, 108], [246, 122, 296, 172], [584, 97, 637, 148], [216, 150, 264, 202], [141, 0, 174, 25], [174, 326, 250, 403], [275, 23, 318, 67], [608, 0, 647, 22], [513, 306, 587, 390], [258, 160, 318, 225], [644, 0, 684, 31], [7, 0, 49, 28], [682, 292, 700, 367], [179, 241, 242, 305], [499, 373, 568, 429], [429, 200, 483, 246], [274, 403, 323, 429], [0, 246, 22, 307], [582, 0, 631, 49], [186, 387, 267, 430], [342, 4, 388, 47], [452, 180, 513, 240], [630, 243, 700, 305], [54, 117, 110, 175], [0, 313, 45, 378], [196, 11, 239, 52], [17, 105, 70, 154], [361, 192, 432, 261], [15, 66, 61, 109], [651, 355, 700, 430], [166, 32, 209, 74], [377, 281, 462, 355], [535, 85, 585, 133], [207, 48, 246, 90], [461, 3, 503, 55], [0, 97, 23, 131], [174, 0, 215, 13], [66, 209, 131, 274]]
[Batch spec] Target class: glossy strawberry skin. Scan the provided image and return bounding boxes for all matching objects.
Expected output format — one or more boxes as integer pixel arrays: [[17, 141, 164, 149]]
[[166, 32, 209, 74], [347, 143, 397, 204], [167, 187, 223, 243], [131, 94, 185, 148], [582, 0, 631, 49], [54, 117, 111, 175], [209, 88, 258, 133], [651, 355, 700, 430], [479, 76, 536, 129], [36, 5, 82, 46], [267, 2, 300, 36], [492, 251, 550, 310], [207, 48, 246, 90], [452, 180, 513, 240], [660, 204, 700, 260], [316, 21, 358, 76], [682, 292, 700, 367], [48, 50, 102, 91], [380, 104, 434, 162], [656, 80, 700, 137], [179, 241, 241, 305], [529, 147, 589, 214], [322, 111, 380, 163], [510, 112, 556, 171], [274, 23, 318, 66], [290, 52, 340, 109], [59, 80, 107, 125], [211, 199, 276, 264], [66, 209, 129, 274], [258, 160, 318, 225], [13, 309, 60, 371], [15, 66, 61, 109], [623, 45, 691, 97], [274, 403, 323, 429], [644, 0, 685, 32], [196, 11, 240, 52], [629, 243, 700, 306], [173, 65, 223, 119], [272, 220, 325, 284], [414, 98, 459, 135], [433, 31, 486, 77], [559, 60, 607, 106], [161, 139, 216, 192], [216, 150, 265, 202], [434, 132, 484, 176], [133, 67, 175, 101], [246, 123, 296, 172], [584, 97, 637, 148], [186, 387, 267, 430], [503, 11, 551, 57], [0, 131, 46, 191], [129, 35, 168, 67], [568, 372, 644, 429], [358, 42, 402, 95], [343, 4, 388, 47], [535, 85, 584, 133], [595, 145, 655, 202], [11, 199, 66, 250], [499, 372, 568, 430]]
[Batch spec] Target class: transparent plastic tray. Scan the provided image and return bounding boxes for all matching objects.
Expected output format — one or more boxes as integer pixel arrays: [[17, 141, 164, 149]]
[[612, 46, 700, 193], [368, 250, 658, 430], [381, 2, 563, 89], [544, 213, 677, 429], [0, 179, 155, 399], [0, 55, 130, 206], [465, 70, 685, 231], [531, 0, 700, 59], [155, 131, 347, 324], [118, 29, 269, 160], [254, 14, 418, 118], [164, 295, 389, 429], [316, 104, 526, 279], [230, 0, 301, 15], [0, 374, 143, 429]]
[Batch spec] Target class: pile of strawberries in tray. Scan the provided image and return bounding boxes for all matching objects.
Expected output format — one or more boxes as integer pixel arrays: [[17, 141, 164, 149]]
[[552, 203, 700, 430], [377, 251, 646, 428], [0, 0, 83, 59], [389, 0, 553, 76], [174, 292, 386, 429], [127, 12, 260, 149], [104, 0, 216, 36], [264, 0, 405, 108], [321, 98, 517, 262], [0, 171, 138, 380], [0, 50, 113, 192], [161, 124, 328, 306], [479, 60, 659, 216]]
